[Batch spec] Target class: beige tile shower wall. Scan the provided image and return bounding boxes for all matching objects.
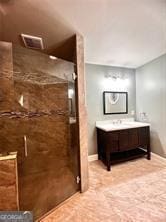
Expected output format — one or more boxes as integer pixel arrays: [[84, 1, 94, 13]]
[[0, 42, 14, 110], [0, 154, 19, 210], [136, 54, 166, 158], [85, 64, 136, 155], [13, 44, 74, 81]]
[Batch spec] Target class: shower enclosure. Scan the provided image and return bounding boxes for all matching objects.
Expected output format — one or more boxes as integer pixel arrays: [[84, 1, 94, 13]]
[[0, 42, 80, 219]]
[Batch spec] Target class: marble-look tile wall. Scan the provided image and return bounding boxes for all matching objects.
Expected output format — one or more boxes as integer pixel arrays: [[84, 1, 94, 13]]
[[0, 153, 19, 210], [0, 42, 14, 110]]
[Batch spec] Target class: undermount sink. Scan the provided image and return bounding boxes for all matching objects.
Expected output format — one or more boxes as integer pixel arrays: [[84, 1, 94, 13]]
[[96, 120, 150, 132], [104, 123, 129, 128]]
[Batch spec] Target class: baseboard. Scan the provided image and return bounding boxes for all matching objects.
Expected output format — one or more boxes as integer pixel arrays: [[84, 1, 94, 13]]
[[88, 152, 166, 162], [151, 152, 166, 162], [88, 154, 98, 162]]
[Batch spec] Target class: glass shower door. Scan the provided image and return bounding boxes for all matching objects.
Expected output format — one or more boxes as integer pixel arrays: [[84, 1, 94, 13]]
[[0, 45, 80, 220]]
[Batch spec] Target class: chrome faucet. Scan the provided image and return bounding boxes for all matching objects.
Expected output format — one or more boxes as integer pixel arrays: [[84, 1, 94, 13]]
[[113, 119, 122, 124], [117, 119, 122, 124]]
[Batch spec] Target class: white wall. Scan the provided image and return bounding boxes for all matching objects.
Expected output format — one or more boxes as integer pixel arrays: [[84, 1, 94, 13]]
[[136, 54, 166, 158], [85, 64, 136, 155]]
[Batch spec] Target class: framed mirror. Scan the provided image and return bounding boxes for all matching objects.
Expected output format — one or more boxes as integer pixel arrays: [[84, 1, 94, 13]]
[[103, 91, 128, 115]]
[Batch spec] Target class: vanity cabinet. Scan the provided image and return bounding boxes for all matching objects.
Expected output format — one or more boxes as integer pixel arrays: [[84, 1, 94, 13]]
[[139, 127, 149, 147], [119, 130, 129, 151], [97, 126, 151, 171]]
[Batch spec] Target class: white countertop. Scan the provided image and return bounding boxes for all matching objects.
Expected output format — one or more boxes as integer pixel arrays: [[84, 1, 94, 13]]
[[96, 120, 150, 132]]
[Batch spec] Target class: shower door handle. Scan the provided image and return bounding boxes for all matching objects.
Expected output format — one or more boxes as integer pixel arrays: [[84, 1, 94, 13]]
[[24, 135, 28, 157], [72, 72, 77, 81]]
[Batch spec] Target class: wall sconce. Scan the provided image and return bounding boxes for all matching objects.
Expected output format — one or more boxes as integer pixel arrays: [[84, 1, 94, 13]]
[[105, 72, 128, 80], [103, 72, 129, 91]]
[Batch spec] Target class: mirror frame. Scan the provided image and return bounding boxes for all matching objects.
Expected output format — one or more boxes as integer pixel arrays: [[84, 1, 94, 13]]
[[103, 91, 128, 115]]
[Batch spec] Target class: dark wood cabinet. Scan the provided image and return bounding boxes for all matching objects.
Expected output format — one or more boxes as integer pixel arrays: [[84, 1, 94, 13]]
[[97, 126, 151, 171], [106, 132, 119, 152], [139, 127, 149, 147], [119, 131, 129, 151], [128, 129, 139, 149]]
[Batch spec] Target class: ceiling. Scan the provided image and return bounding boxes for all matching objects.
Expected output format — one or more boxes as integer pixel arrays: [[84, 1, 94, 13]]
[[0, 0, 166, 68]]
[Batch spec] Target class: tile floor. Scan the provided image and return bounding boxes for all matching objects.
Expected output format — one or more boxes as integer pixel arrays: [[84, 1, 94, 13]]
[[41, 155, 166, 222]]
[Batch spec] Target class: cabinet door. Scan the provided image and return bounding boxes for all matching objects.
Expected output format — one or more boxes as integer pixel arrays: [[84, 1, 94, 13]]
[[119, 131, 129, 151], [107, 132, 119, 152], [128, 128, 139, 149], [139, 127, 149, 147], [97, 129, 105, 155]]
